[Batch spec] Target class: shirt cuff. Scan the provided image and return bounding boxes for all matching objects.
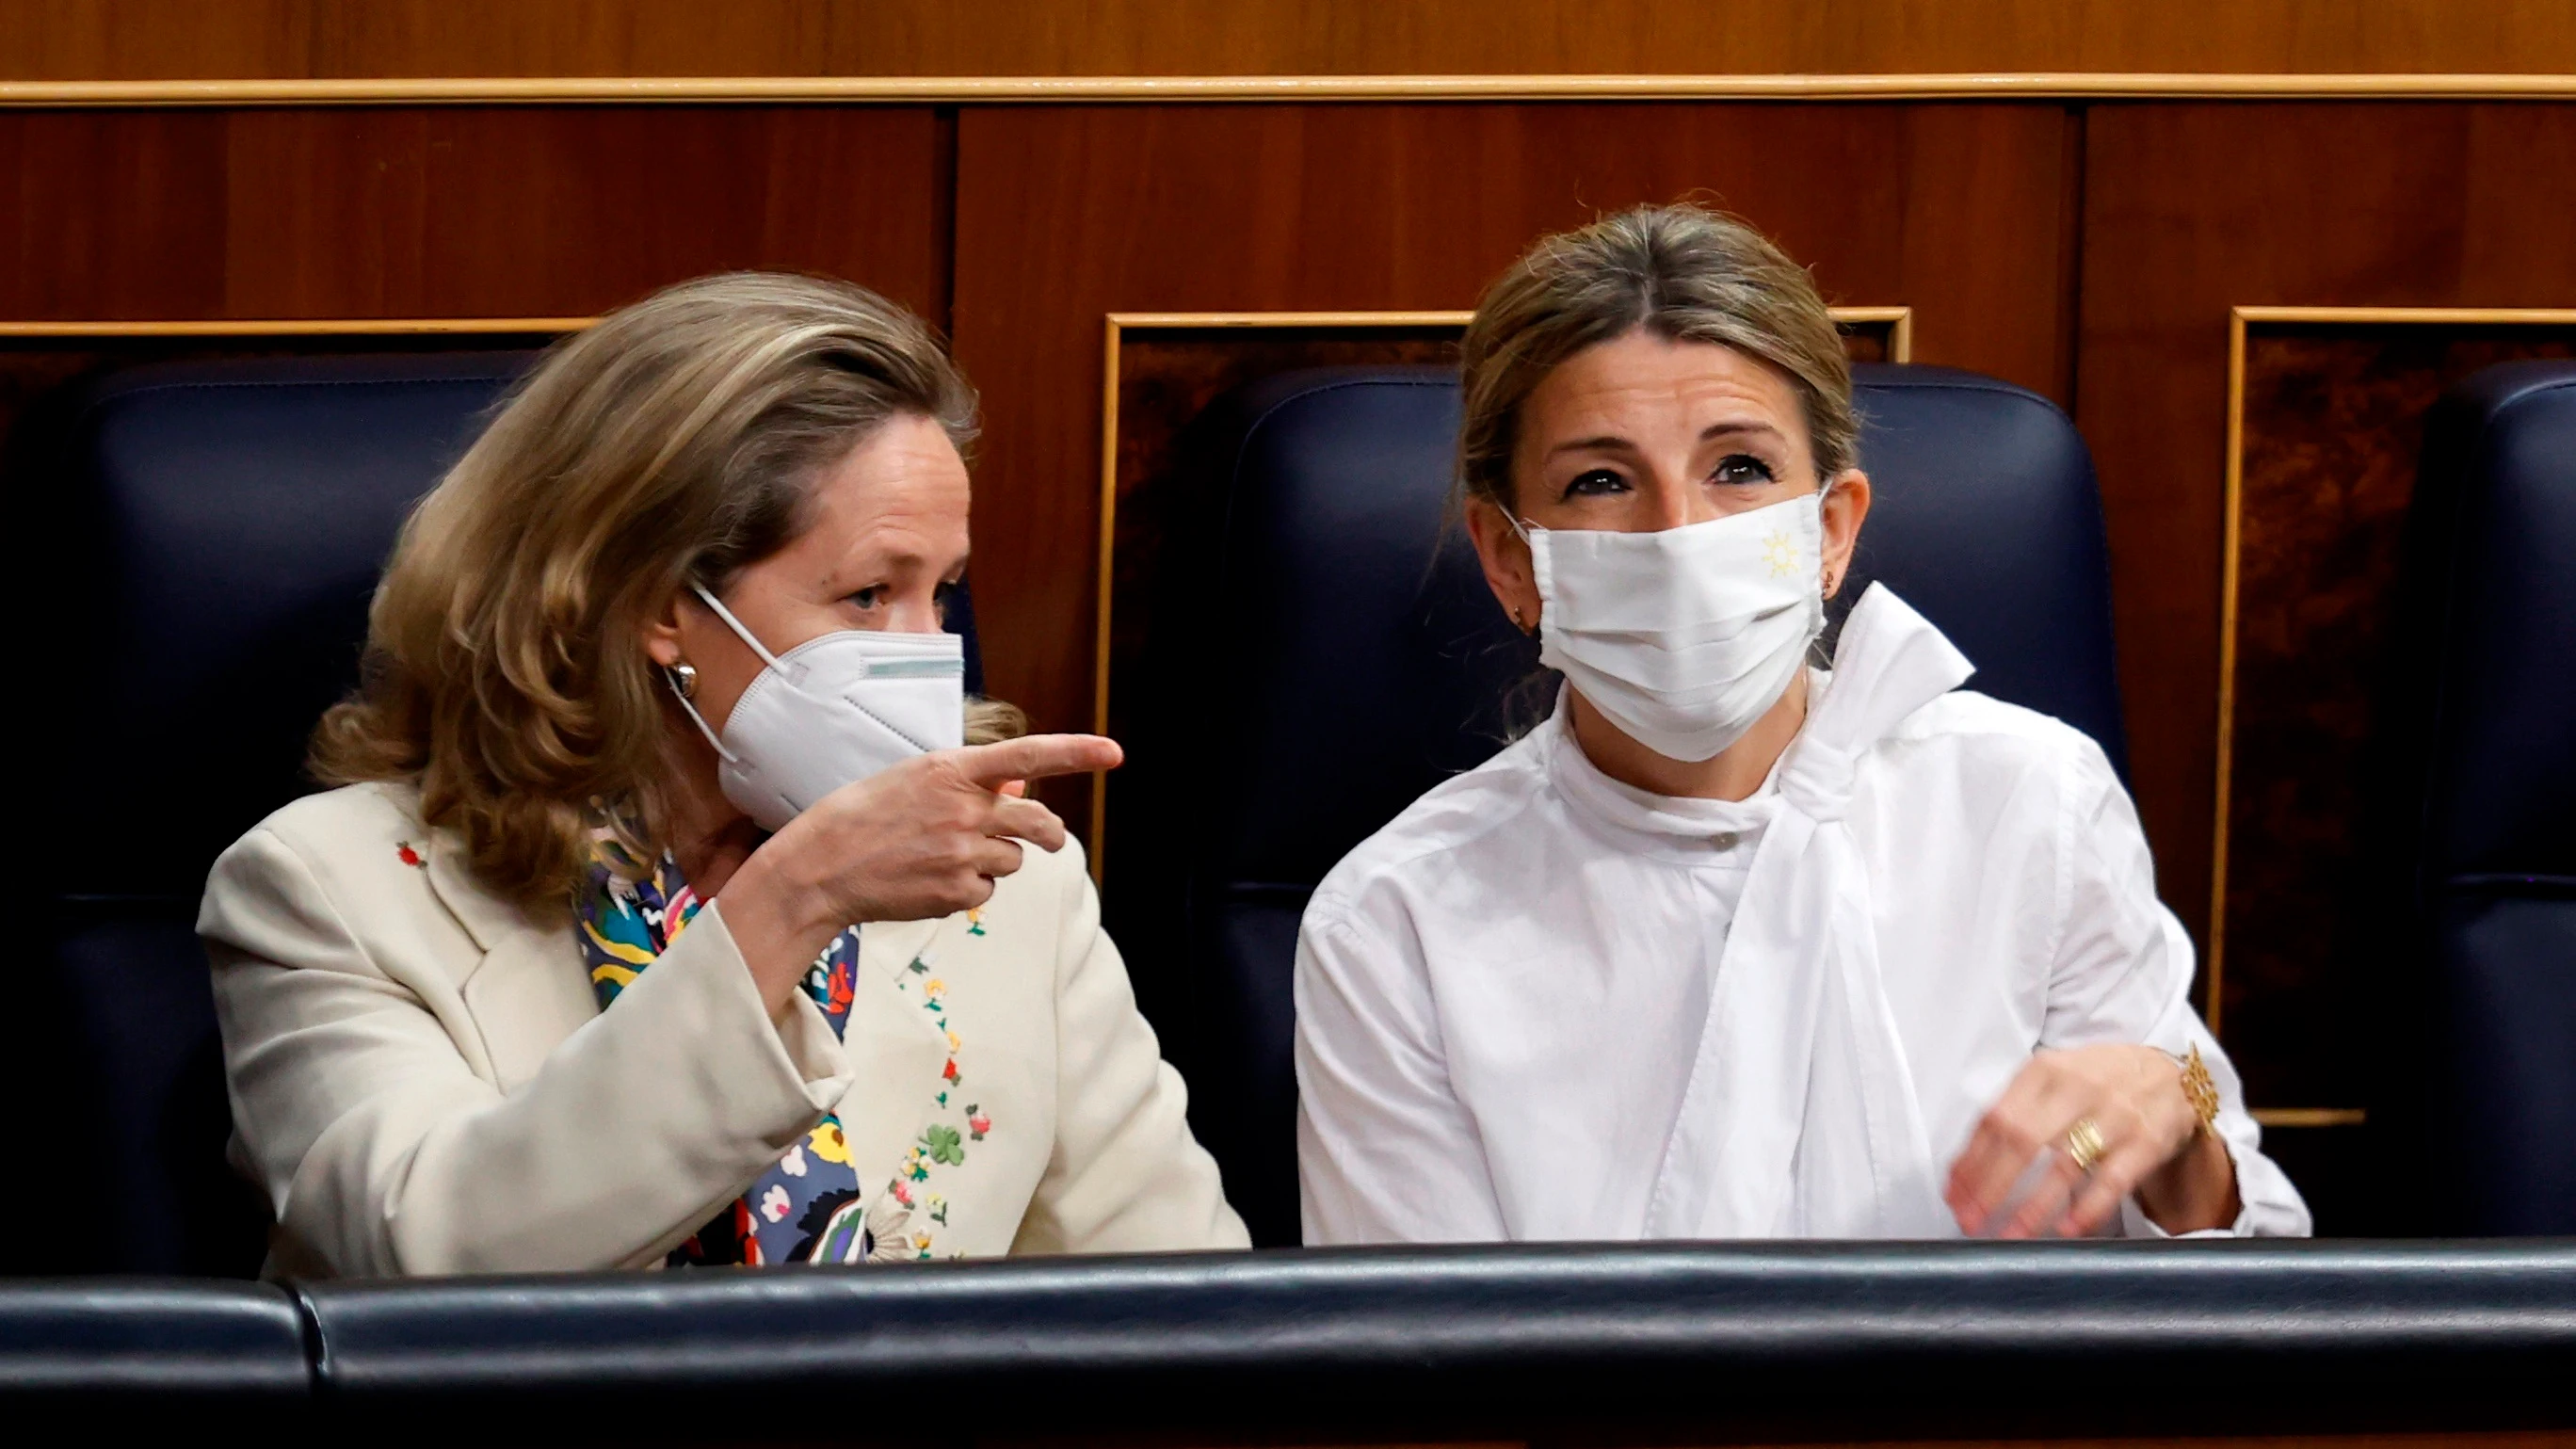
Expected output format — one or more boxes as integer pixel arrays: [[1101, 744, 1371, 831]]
[[2115, 1130, 2275, 1238]]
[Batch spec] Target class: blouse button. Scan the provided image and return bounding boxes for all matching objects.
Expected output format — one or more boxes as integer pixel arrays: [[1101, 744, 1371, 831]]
[[1710, 830, 1742, 851]]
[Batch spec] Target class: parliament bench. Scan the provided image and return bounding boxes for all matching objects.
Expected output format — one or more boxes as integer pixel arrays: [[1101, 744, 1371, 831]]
[[6, 1242, 2572, 1440]]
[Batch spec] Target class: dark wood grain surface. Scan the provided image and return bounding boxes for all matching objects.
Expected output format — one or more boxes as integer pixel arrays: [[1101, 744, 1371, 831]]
[[2077, 103, 2576, 968], [8, 0, 2573, 79], [2224, 322, 2574, 1109], [0, 106, 946, 322]]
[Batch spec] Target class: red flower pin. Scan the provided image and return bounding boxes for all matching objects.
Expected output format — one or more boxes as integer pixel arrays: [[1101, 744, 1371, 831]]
[[395, 842, 426, 868]]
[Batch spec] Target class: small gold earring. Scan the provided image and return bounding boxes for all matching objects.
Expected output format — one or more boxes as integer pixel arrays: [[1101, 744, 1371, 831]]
[[667, 662, 699, 700]]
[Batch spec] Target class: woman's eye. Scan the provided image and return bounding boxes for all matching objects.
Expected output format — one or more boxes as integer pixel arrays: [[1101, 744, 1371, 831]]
[[1562, 469, 1629, 499], [849, 586, 886, 610], [1713, 454, 1778, 486]]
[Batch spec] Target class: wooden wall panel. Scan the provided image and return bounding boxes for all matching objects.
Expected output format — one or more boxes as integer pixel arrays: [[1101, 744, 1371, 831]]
[[0, 111, 230, 316], [2075, 103, 2576, 960], [0, 106, 946, 323], [8, 0, 2574, 80], [951, 102, 2077, 795]]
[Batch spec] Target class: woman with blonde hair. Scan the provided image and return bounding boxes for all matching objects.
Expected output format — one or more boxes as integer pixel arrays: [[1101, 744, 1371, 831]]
[[1295, 205, 2309, 1244], [202, 273, 1246, 1276]]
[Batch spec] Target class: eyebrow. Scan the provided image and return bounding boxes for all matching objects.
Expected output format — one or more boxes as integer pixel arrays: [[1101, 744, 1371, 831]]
[[1700, 420, 1787, 445], [1544, 434, 1638, 459], [1542, 420, 1787, 459]]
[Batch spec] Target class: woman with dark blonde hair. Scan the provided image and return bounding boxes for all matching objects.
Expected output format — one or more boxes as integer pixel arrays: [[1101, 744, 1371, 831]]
[[1295, 205, 2309, 1244], [202, 273, 1245, 1276]]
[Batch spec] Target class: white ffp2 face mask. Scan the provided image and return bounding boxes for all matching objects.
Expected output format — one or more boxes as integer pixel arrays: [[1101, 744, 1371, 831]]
[[671, 584, 965, 832], [1521, 492, 1827, 763]]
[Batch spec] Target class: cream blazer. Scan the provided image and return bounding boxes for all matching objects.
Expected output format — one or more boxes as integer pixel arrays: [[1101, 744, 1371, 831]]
[[199, 781, 1248, 1278]]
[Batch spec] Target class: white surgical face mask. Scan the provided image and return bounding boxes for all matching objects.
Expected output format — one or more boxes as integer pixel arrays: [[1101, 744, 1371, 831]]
[[671, 584, 965, 831], [1520, 492, 1827, 763]]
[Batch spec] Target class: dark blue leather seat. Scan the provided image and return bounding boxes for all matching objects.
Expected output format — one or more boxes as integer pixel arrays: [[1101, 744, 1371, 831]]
[[11, 353, 536, 1276], [1105, 364, 2127, 1245], [8, 350, 990, 1275], [0, 1280, 308, 1405], [282, 1242, 2575, 1438], [2384, 361, 2576, 1234]]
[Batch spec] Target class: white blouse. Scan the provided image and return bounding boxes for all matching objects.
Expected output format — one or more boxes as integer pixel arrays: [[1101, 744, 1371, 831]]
[[1295, 586, 2309, 1244]]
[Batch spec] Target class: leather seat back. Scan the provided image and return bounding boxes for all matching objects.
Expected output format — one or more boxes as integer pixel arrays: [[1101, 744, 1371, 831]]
[[1106, 363, 2127, 1245], [16, 353, 537, 1274], [2385, 361, 2576, 1233], [11, 350, 988, 1273]]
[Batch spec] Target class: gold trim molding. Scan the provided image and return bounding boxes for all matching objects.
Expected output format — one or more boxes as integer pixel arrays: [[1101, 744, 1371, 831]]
[[3, 72, 2572, 108], [1088, 306, 1912, 875], [2250, 1108, 2367, 1130]]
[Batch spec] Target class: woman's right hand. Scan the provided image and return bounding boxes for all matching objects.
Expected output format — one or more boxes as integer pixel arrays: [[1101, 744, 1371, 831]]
[[717, 733, 1122, 1012]]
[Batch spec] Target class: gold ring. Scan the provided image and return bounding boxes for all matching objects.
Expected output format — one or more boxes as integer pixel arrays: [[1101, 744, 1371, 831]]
[[2064, 1117, 2108, 1173]]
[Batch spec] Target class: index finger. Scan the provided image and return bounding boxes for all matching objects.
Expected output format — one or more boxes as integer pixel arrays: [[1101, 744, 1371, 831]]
[[956, 733, 1124, 787]]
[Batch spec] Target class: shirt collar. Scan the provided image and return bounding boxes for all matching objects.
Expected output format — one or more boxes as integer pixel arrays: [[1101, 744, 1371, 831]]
[[1538, 682, 1795, 863]]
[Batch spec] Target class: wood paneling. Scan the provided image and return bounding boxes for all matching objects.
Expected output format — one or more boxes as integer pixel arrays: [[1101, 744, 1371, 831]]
[[7, 0, 2573, 81], [2076, 104, 2576, 967], [0, 106, 945, 322], [2221, 319, 2575, 1110], [951, 103, 2077, 804]]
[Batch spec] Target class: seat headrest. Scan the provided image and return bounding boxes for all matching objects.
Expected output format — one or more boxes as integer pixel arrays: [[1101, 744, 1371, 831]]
[[2411, 361, 2576, 878], [29, 353, 537, 901], [24, 350, 995, 905], [1116, 362, 2127, 892]]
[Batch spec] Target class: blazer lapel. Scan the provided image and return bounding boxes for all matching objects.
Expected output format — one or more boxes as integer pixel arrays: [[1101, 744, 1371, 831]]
[[423, 830, 526, 953], [831, 914, 958, 1191], [460, 919, 603, 1092], [425, 832, 598, 1091]]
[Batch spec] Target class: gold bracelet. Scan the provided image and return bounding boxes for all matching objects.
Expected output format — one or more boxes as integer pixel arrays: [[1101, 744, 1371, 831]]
[[2171, 1043, 2221, 1138]]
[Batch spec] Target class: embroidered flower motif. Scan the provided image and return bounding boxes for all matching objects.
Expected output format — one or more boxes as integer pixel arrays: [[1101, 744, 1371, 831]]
[[863, 1191, 916, 1264], [759, 1183, 793, 1223], [1761, 529, 1800, 578], [861, 938, 999, 1263], [395, 841, 426, 868], [965, 907, 987, 937], [808, 1119, 852, 1165], [780, 1143, 809, 1178]]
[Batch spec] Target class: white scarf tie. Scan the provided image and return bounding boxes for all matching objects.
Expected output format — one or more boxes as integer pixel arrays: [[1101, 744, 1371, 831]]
[[1641, 584, 1974, 1238]]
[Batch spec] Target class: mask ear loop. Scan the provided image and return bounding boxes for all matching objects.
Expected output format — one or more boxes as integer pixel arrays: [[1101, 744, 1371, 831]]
[[664, 668, 737, 764], [660, 582, 782, 765], [690, 583, 786, 671], [1498, 512, 1548, 637]]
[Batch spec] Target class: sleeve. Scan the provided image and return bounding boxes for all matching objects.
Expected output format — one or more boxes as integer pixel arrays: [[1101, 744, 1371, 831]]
[[2040, 745, 2313, 1238], [1294, 894, 1509, 1245], [201, 826, 856, 1277], [1011, 842, 1249, 1254]]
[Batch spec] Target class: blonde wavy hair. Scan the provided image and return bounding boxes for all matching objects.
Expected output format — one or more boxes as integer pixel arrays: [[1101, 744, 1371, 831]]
[[314, 272, 1021, 910], [1456, 203, 1859, 515]]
